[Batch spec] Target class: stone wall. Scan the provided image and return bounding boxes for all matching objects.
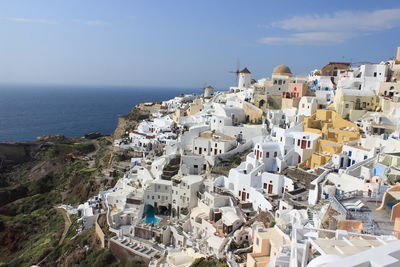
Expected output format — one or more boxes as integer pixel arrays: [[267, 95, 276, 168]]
[[95, 216, 105, 248], [242, 102, 263, 123]]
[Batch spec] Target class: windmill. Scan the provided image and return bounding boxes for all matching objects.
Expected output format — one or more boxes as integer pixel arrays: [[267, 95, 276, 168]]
[[229, 59, 241, 84]]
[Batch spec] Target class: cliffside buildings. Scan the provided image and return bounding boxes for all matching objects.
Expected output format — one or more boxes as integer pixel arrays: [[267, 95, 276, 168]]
[[74, 46, 400, 267]]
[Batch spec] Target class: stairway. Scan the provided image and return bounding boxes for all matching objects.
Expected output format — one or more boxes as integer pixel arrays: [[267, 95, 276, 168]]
[[307, 209, 314, 226], [161, 155, 181, 180]]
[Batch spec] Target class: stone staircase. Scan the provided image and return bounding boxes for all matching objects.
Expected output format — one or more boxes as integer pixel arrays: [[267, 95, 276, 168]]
[[161, 155, 181, 180]]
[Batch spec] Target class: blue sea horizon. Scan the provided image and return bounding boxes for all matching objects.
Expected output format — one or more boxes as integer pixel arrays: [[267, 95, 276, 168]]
[[0, 84, 204, 142]]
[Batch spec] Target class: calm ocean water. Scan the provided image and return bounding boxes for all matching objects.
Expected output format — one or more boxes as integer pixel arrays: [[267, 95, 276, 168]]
[[0, 84, 201, 142]]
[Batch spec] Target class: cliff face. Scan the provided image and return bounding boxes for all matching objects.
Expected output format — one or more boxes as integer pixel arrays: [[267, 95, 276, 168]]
[[0, 136, 115, 266], [0, 143, 38, 166], [113, 105, 151, 139]]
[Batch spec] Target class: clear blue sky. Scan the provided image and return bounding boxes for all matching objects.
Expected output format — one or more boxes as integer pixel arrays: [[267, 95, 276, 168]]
[[1, 0, 400, 88]]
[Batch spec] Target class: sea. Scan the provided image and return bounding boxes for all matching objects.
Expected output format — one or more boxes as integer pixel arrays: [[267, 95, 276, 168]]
[[0, 84, 203, 143]]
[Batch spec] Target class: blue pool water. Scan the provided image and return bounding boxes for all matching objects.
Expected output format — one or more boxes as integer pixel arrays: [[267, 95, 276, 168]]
[[145, 205, 160, 225]]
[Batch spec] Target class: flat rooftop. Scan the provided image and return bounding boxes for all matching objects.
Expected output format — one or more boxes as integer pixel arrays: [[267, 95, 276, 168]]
[[312, 238, 395, 257]]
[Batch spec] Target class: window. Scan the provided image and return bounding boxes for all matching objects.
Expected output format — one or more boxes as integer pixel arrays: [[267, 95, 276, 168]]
[[345, 104, 349, 108], [280, 137, 283, 142], [194, 165, 198, 168], [349, 151, 352, 157], [364, 155, 368, 160], [215, 144, 217, 147], [307, 141, 311, 148], [274, 152, 277, 157], [374, 72, 377, 77], [297, 140, 300, 146], [195, 147, 198, 150], [219, 150, 222, 153], [266, 152, 269, 158], [158, 195, 160, 199]]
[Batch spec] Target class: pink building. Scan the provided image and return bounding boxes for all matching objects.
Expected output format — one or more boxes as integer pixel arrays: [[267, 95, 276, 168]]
[[283, 83, 308, 98]]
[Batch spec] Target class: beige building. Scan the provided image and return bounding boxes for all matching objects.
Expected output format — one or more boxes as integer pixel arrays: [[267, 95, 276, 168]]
[[334, 89, 379, 121], [378, 81, 400, 116], [246, 225, 290, 267], [187, 98, 203, 116], [242, 101, 263, 123]]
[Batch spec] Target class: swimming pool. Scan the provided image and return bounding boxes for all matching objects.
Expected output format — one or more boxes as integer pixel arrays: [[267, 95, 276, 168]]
[[145, 205, 160, 225]]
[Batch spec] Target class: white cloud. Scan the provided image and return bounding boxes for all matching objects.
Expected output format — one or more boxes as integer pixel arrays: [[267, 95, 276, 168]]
[[86, 20, 110, 26], [262, 8, 400, 45], [273, 9, 400, 31], [1, 17, 56, 24], [261, 31, 353, 45]]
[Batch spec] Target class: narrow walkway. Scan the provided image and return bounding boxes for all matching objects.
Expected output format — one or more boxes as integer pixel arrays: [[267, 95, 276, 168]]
[[37, 207, 72, 266], [55, 207, 72, 245]]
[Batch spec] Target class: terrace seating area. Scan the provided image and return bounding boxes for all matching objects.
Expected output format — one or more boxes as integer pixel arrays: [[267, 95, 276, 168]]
[[112, 236, 160, 258]]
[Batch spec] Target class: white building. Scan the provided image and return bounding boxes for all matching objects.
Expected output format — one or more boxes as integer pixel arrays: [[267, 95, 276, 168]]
[[298, 96, 318, 117], [192, 131, 237, 156], [238, 68, 252, 89], [332, 143, 378, 169], [144, 179, 172, 214], [203, 86, 214, 98], [171, 175, 204, 218]]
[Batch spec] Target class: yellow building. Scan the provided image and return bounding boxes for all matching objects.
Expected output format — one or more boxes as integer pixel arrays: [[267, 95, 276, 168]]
[[304, 110, 360, 168]]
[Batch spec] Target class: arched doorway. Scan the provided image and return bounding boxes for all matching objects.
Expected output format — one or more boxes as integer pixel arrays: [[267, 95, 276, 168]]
[[259, 99, 266, 108]]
